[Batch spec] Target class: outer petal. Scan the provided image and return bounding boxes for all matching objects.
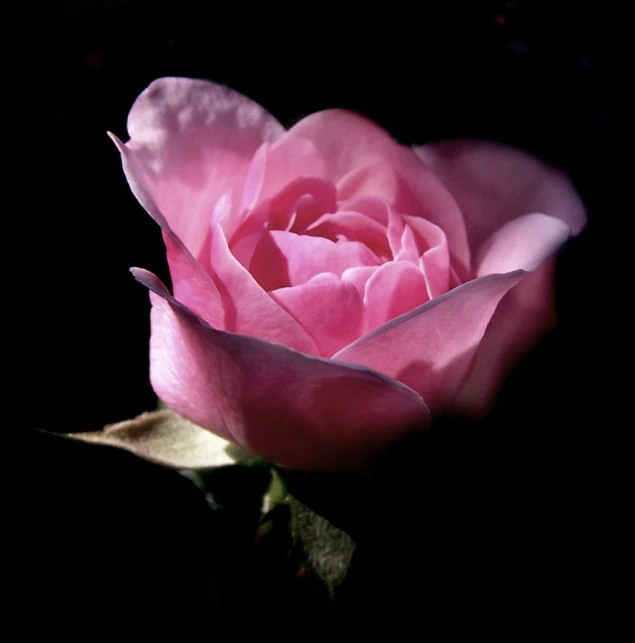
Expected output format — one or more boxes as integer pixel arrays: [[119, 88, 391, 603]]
[[450, 214, 572, 416], [334, 272, 525, 414], [454, 260, 558, 417], [476, 213, 571, 277], [111, 133, 225, 329], [113, 131, 316, 352], [414, 139, 586, 259], [122, 77, 285, 259], [133, 269, 431, 471], [287, 110, 471, 278]]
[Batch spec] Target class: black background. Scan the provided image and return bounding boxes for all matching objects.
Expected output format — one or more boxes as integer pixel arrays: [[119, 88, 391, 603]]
[[16, 0, 617, 635]]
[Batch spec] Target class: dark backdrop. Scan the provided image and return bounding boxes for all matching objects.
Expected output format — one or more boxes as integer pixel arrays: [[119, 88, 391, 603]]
[[16, 0, 615, 635]]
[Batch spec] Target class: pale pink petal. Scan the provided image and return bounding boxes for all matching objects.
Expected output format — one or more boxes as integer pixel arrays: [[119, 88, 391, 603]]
[[341, 196, 391, 227], [403, 215, 451, 299], [288, 110, 471, 277], [257, 134, 328, 202], [363, 261, 430, 333], [334, 271, 525, 413], [229, 177, 337, 246], [342, 266, 379, 300], [133, 269, 431, 471], [110, 133, 225, 329], [476, 213, 571, 276], [305, 211, 391, 260], [453, 261, 557, 417], [394, 224, 420, 264], [121, 77, 285, 259], [270, 273, 365, 357], [249, 230, 381, 291], [336, 161, 420, 214], [207, 224, 319, 354], [458, 215, 570, 414], [414, 139, 586, 259]]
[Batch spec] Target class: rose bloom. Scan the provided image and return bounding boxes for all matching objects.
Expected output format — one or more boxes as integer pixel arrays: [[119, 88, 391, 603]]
[[111, 78, 585, 470]]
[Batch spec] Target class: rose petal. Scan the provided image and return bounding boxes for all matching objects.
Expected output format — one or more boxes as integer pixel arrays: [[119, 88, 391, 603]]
[[334, 271, 525, 413], [270, 273, 365, 357], [233, 177, 337, 244], [122, 77, 284, 259], [403, 215, 451, 299], [476, 213, 571, 276], [116, 133, 316, 354], [111, 133, 225, 328], [257, 134, 328, 203], [133, 269, 430, 471], [342, 266, 379, 299], [248, 230, 381, 291], [414, 139, 586, 258], [287, 110, 471, 277], [306, 210, 391, 260], [453, 261, 558, 417], [207, 225, 319, 353], [363, 261, 430, 332]]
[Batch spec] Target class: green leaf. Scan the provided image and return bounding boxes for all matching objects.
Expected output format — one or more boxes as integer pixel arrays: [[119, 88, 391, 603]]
[[291, 498, 356, 599], [65, 409, 256, 469]]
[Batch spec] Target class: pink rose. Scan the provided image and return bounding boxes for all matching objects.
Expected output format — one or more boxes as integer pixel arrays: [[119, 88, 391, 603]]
[[111, 77, 585, 471]]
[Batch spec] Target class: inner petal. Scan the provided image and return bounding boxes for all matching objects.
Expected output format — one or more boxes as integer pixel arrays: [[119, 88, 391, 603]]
[[336, 161, 424, 216], [248, 229, 382, 291], [403, 214, 451, 298], [305, 211, 391, 260], [363, 261, 430, 332], [230, 177, 337, 248]]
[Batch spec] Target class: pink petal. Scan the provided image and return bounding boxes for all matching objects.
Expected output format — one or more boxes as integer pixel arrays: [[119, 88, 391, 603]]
[[287, 110, 471, 277], [207, 224, 319, 354], [453, 261, 558, 417], [257, 134, 328, 203], [305, 211, 391, 260], [336, 161, 419, 214], [121, 77, 285, 259], [476, 213, 571, 276], [134, 269, 431, 471], [334, 272, 525, 413], [248, 230, 381, 291], [414, 139, 586, 258], [270, 273, 365, 357], [111, 133, 225, 329], [342, 266, 379, 299], [232, 177, 337, 244], [363, 261, 430, 333], [403, 215, 451, 299]]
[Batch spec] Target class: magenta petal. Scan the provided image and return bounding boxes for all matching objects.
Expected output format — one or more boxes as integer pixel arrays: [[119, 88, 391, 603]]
[[121, 77, 284, 259], [334, 272, 525, 413], [134, 269, 431, 471], [476, 213, 571, 276], [414, 139, 586, 257], [270, 273, 365, 358]]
